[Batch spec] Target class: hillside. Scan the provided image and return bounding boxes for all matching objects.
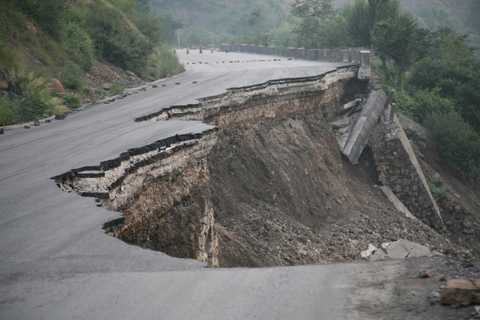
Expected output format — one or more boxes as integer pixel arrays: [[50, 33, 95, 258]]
[[0, 0, 183, 127]]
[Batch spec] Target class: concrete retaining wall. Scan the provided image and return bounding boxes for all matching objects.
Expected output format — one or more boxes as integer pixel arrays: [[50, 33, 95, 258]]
[[368, 107, 444, 229]]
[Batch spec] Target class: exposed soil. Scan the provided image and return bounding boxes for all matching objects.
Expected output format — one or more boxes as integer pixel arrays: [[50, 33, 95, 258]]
[[209, 109, 466, 268]]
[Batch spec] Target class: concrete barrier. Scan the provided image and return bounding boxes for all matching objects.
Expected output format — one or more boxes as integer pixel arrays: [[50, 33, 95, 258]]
[[295, 48, 305, 59], [285, 47, 295, 58], [305, 49, 316, 60], [256, 46, 266, 54], [224, 44, 371, 68]]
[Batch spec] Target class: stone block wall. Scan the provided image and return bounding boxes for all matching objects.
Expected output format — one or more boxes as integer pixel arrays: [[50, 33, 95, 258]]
[[368, 107, 444, 229]]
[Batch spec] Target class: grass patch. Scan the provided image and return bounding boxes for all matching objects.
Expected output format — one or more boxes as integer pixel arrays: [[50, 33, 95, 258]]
[[147, 46, 185, 80], [110, 82, 126, 96], [428, 177, 448, 201], [60, 64, 85, 92], [62, 94, 81, 109], [0, 96, 18, 126]]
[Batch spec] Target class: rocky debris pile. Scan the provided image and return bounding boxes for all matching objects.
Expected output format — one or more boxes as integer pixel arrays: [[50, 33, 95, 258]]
[[361, 239, 438, 261], [216, 194, 463, 267], [78, 60, 146, 104]]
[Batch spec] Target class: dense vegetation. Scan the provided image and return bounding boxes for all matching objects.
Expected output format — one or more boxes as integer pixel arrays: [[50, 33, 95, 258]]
[[0, 0, 183, 126]]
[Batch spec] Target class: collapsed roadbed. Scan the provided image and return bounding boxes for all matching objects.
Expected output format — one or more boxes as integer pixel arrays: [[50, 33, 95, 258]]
[[53, 62, 464, 269]]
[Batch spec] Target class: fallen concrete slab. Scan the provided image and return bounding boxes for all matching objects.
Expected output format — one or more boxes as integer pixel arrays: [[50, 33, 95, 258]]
[[342, 89, 387, 164]]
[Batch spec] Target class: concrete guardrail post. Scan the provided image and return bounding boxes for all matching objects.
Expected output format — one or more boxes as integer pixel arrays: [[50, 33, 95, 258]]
[[389, 103, 396, 122], [360, 50, 371, 66], [384, 89, 395, 109]]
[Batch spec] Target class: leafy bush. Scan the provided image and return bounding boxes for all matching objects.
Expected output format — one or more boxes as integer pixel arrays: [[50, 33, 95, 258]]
[[2, 69, 55, 121], [60, 64, 85, 91], [147, 46, 184, 80], [452, 79, 480, 132], [392, 90, 418, 118], [412, 88, 455, 123], [61, 22, 94, 69], [62, 94, 81, 109], [0, 2, 25, 73], [425, 111, 480, 172], [428, 177, 448, 201], [0, 96, 18, 126], [394, 88, 455, 123], [132, 12, 162, 45], [86, 1, 153, 76], [16, 86, 53, 120], [11, 0, 69, 39], [110, 82, 126, 95]]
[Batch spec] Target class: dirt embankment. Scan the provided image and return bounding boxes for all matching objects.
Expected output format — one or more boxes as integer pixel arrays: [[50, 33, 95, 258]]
[[204, 74, 472, 268], [209, 105, 458, 268]]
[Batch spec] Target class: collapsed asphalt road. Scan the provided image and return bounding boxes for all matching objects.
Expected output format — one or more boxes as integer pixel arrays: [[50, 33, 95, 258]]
[[1, 51, 478, 319]]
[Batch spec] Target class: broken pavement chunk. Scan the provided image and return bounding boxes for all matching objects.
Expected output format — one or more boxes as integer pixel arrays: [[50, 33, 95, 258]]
[[330, 118, 351, 129], [440, 278, 480, 307], [337, 99, 361, 115]]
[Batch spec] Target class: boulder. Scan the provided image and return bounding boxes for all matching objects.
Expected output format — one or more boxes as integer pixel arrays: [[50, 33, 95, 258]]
[[363, 239, 432, 261], [102, 83, 112, 90], [382, 239, 432, 259], [440, 278, 480, 307]]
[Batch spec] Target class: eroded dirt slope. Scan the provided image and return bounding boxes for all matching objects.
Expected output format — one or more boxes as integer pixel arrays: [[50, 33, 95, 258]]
[[209, 107, 458, 268]]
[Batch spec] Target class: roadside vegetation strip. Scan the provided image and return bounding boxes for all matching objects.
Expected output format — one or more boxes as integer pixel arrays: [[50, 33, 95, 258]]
[[0, 0, 184, 128]]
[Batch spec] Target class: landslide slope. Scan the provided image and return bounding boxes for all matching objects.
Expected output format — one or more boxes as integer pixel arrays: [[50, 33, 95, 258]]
[[206, 77, 465, 268]]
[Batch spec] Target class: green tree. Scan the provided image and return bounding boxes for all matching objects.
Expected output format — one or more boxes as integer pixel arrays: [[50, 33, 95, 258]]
[[290, 0, 335, 48], [291, 0, 333, 20], [343, 0, 400, 47], [374, 15, 431, 88], [409, 28, 480, 131], [425, 111, 480, 172], [316, 13, 352, 48]]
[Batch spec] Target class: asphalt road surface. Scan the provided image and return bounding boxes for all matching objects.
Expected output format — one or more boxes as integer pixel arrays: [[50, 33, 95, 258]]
[[0, 51, 443, 320]]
